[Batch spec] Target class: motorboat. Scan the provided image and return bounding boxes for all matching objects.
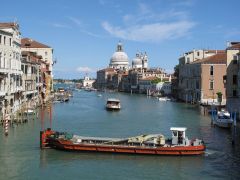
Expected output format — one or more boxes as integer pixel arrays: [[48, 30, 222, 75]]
[[158, 97, 171, 101], [106, 98, 121, 110], [213, 109, 233, 128]]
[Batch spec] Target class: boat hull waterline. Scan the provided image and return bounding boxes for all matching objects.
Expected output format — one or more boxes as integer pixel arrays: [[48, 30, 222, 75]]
[[41, 129, 205, 156]]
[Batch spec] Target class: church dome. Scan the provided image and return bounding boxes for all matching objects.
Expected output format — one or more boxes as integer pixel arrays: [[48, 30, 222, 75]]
[[132, 53, 142, 65], [111, 51, 129, 62], [109, 42, 129, 69]]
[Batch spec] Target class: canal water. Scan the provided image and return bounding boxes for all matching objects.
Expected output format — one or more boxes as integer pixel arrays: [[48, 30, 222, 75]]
[[1, 89, 240, 180]]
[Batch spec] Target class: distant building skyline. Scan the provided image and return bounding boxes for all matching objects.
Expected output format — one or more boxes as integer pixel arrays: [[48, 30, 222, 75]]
[[1, 0, 240, 79]]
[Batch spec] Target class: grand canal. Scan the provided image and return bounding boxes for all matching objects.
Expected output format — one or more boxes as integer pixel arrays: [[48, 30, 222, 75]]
[[1, 89, 240, 180]]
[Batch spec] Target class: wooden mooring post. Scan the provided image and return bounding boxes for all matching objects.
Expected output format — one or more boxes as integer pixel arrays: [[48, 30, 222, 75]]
[[232, 111, 237, 146]]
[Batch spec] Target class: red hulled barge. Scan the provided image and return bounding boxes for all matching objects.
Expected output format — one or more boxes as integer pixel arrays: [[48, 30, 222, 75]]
[[40, 127, 205, 155]]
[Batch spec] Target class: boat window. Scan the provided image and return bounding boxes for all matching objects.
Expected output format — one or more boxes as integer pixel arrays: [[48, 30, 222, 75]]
[[172, 131, 177, 137]]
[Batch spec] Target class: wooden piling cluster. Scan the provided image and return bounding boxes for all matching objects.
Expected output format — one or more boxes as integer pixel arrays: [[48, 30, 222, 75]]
[[0, 97, 54, 136]]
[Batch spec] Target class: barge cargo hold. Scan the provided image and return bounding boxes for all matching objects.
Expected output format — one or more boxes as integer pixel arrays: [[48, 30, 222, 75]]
[[40, 127, 205, 155]]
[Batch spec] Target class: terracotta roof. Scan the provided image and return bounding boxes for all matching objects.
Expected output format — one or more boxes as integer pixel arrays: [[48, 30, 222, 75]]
[[191, 53, 227, 64], [0, 22, 18, 29], [205, 50, 225, 53], [140, 77, 159, 81], [98, 67, 115, 72], [21, 38, 51, 48], [227, 43, 240, 50]]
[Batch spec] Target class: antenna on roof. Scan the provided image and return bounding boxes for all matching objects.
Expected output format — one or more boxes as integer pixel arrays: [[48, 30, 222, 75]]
[[13, 17, 18, 25]]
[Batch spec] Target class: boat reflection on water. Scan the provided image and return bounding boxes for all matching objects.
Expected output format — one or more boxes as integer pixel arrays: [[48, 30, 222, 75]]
[[39, 145, 205, 169]]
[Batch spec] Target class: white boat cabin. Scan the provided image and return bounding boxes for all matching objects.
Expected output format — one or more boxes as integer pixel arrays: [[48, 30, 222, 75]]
[[106, 98, 121, 110], [170, 127, 190, 146]]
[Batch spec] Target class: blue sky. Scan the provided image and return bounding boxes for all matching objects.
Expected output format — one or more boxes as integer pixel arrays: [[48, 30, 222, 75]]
[[1, 0, 240, 79]]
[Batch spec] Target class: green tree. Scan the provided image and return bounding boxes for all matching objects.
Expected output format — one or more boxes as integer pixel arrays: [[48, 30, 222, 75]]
[[216, 92, 223, 105]]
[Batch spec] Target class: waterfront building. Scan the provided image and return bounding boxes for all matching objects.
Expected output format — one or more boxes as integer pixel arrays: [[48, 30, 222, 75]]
[[138, 77, 172, 95], [21, 38, 54, 96], [225, 42, 240, 117], [0, 22, 22, 116], [96, 42, 169, 94], [82, 75, 95, 88], [178, 52, 227, 104], [128, 68, 170, 94], [109, 42, 129, 70], [178, 49, 224, 103], [179, 49, 224, 65], [21, 51, 42, 108], [112, 70, 128, 91], [156, 81, 172, 96], [96, 68, 117, 90], [138, 77, 157, 94]]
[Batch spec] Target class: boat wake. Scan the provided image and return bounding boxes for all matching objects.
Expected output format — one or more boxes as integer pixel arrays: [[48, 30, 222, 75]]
[[204, 149, 219, 156]]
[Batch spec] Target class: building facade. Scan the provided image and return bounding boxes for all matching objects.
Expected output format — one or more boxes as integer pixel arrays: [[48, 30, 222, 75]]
[[82, 76, 95, 88], [21, 38, 54, 99], [21, 51, 42, 108], [178, 52, 227, 104], [226, 42, 240, 116], [0, 23, 22, 116], [96, 68, 117, 90]]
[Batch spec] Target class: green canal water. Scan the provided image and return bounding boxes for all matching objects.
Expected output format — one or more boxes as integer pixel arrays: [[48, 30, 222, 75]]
[[1, 90, 240, 180]]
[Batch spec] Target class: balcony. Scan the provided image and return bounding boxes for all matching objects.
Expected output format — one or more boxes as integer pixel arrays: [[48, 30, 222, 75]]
[[0, 68, 9, 74], [0, 90, 6, 97], [24, 90, 38, 95], [16, 86, 23, 92]]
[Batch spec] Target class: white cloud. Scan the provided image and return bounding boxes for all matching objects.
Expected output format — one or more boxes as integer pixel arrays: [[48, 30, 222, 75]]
[[52, 23, 72, 29], [76, 67, 95, 73], [102, 21, 195, 43], [68, 16, 83, 27], [102, 2, 195, 43], [172, 0, 195, 7]]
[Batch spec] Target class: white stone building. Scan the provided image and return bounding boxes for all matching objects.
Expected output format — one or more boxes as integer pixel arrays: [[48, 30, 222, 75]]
[[82, 76, 95, 88], [109, 42, 129, 70], [132, 52, 148, 69], [0, 22, 22, 115]]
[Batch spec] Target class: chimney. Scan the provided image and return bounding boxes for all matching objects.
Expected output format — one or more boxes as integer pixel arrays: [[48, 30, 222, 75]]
[[226, 41, 231, 48]]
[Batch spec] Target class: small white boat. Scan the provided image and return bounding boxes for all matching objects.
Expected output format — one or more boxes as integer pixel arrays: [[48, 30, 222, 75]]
[[214, 109, 233, 128], [24, 109, 35, 115], [97, 94, 102, 97], [158, 97, 171, 101], [106, 98, 121, 110]]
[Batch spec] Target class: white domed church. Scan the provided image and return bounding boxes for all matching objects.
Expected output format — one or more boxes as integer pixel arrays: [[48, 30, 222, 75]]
[[132, 52, 148, 69], [109, 42, 129, 70]]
